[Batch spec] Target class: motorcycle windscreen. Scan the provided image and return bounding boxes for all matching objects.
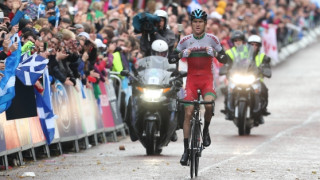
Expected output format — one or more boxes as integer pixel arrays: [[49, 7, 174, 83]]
[[136, 56, 176, 86], [231, 45, 258, 74], [136, 56, 176, 72], [139, 68, 172, 86]]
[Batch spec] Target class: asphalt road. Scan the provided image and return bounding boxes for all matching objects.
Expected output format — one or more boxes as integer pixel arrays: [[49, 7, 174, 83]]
[[2, 42, 320, 180]]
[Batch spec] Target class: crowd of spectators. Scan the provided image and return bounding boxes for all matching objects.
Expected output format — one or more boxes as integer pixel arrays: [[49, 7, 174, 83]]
[[0, 0, 319, 93]]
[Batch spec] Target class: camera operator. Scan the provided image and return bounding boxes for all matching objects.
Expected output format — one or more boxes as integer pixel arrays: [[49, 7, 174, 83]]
[[153, 10, 176, 55], [133, 12, 160, 57]]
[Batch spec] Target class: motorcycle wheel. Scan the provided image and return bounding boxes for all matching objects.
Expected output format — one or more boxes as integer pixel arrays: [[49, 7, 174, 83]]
[[145, 121, 157, 155], [238, 101, 247, 136]]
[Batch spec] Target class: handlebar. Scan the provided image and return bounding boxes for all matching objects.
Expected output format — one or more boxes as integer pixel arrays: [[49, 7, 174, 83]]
[[178, 99, 215, 105]]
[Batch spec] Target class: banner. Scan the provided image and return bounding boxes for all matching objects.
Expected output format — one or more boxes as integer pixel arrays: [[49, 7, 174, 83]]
[[3, 120, 20, 150], [15, 118, 33, 147], [262, 25, 279, 63], [105, 80, 124, 126], [52, 81, 78, 139], [65, 85, 84, 137], [99, 82, 115, 128], [29, 117, 46, 144], [78, 82, 103, 134], [0, 113, 6, 153]]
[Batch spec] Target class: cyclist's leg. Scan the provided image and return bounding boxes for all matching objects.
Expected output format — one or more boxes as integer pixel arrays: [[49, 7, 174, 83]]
[[201, 77, 216, 147], [202, 76, 216, 125], [183, 105, 194, 140], [180, 78, 196, 165]]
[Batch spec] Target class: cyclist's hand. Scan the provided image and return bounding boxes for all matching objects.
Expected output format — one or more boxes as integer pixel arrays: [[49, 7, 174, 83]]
[[182, 49, 191, 58], [206, 47, 215, 57]]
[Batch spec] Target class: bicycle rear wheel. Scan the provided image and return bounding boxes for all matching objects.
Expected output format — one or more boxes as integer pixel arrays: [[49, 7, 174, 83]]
[[190, 121, 195, 178]]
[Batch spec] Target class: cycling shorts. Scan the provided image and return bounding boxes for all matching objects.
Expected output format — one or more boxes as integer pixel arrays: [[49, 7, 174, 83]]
[[184, 74, 216, 102]]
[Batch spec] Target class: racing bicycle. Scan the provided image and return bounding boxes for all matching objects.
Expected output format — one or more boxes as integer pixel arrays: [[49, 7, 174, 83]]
[[179, 89, 215, 178]]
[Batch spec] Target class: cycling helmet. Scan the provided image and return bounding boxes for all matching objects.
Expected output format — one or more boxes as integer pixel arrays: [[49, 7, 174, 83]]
[[151, 39, 169, 57], [190, 9, 207, 22], [154, 10, 169, 29], [248, 35, 262, 45], [231, 30, 245, 43]]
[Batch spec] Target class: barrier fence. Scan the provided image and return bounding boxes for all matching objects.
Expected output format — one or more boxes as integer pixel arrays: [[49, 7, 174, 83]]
[[0, 76, 126, 170]]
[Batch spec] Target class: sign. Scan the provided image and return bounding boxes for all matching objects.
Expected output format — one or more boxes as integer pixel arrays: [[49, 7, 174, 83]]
[[262, 25, 279, 63]]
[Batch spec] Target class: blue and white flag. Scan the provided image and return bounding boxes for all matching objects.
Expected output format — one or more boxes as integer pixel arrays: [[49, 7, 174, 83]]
[[35, 68, 56, 144], [16, 53, 49, 86], [0, 34, 22, 113]]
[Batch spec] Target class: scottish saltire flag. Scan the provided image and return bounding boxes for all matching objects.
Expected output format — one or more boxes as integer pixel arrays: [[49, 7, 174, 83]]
[[0, 34, 22, 113], [35, 68, 56, 144], [16, 53, 49, 86]]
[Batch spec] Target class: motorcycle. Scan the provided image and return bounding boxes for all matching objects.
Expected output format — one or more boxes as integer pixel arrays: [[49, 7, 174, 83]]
[[220, 45, 266, 135], [121, 56, 186, 155]]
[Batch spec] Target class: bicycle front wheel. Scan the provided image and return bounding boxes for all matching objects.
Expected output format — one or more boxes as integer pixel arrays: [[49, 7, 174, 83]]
[[190, 121, 195, 178], [194, 122, 200, 177]]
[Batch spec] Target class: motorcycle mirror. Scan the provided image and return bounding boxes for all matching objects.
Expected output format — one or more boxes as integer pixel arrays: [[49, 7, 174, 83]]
[[120, 70, 130, 76]]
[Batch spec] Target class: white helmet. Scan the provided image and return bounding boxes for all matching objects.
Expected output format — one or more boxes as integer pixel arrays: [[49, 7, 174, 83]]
[[151, 39, 169, 57], [248, 35, 262, 45], [154, 10, 168, 26]]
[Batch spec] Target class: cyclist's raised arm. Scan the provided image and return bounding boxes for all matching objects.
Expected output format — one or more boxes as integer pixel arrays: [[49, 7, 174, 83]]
[[207, 34, 229, 64]]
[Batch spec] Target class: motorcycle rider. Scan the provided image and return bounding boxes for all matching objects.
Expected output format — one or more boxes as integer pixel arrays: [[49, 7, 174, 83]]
[[168, 9, 228, 166], [247, 34, 271, 124], [151, 39, 180, 142], [221, 30, 246, 120], [153, 10, 176, 55], [222, 32, 271, 125], [151, 39, 169, 58]]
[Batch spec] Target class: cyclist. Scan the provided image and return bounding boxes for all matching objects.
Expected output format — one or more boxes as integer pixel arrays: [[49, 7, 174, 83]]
[[168, 9, 229, 166]]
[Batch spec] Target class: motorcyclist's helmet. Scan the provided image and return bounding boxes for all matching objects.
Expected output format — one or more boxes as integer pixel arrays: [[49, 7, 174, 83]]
[[248, 35, 262, 47], [154, 10, 168, 28], [231, 30, 245, 43], [190, 9, 207, 22], [151, 39, 169, 57]]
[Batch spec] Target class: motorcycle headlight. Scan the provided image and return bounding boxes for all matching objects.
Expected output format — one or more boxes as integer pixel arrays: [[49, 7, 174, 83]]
[[231, 74, 256, 85], [141, 88, 164, 102]]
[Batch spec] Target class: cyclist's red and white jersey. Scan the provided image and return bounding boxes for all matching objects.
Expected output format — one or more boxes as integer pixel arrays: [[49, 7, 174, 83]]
[[176, 33, 223, 75]]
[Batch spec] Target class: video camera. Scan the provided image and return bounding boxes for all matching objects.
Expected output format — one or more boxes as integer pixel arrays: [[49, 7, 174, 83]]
[[133, 12, 160, 34]]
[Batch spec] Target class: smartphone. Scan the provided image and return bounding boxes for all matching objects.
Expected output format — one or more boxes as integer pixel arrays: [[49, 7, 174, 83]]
[[21, 0, 28, 2], [178, 24, 183, 33], [44, 42, 47, 51], [14, 37, 17, 42], [1, 33, 5, 39]]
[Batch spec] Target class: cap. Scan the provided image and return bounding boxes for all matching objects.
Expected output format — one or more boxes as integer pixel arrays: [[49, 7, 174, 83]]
[[78, 32, 90, 39], [95, 38, 107, 48], [209, 12, 222, 20], [74, 24, 84, 29]]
